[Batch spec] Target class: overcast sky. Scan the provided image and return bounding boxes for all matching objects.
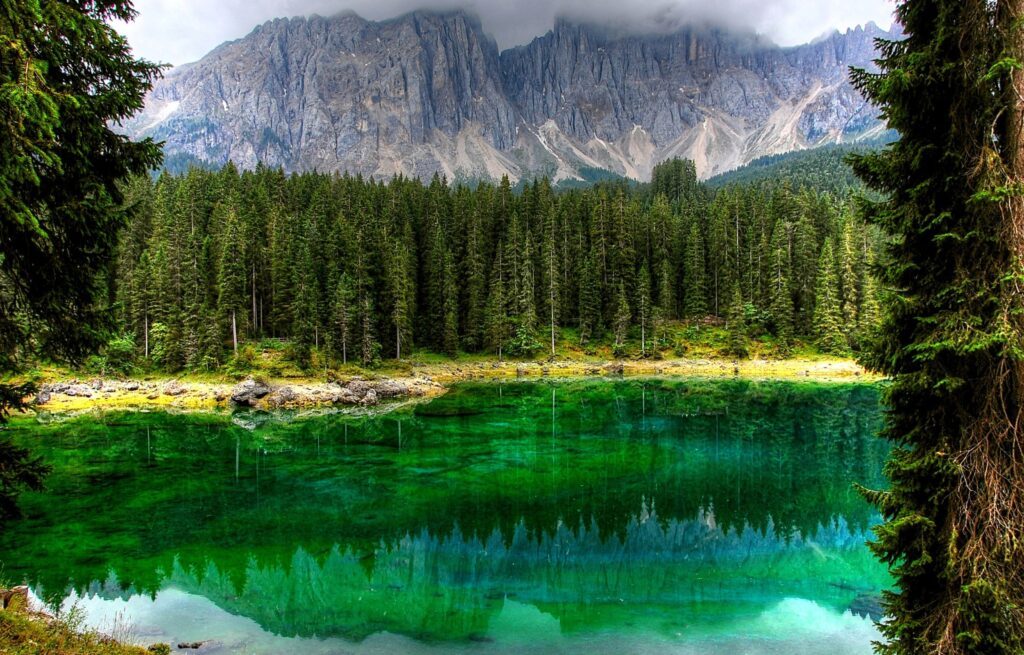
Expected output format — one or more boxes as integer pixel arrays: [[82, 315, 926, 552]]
[[113, 0, 896, 67]]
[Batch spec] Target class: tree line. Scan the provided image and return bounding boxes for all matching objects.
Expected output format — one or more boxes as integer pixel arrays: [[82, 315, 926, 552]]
[[108, 158, 883, 370]]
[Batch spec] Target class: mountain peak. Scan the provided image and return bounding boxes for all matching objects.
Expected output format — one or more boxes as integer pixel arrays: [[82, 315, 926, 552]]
[[125, 13, 888, 182]]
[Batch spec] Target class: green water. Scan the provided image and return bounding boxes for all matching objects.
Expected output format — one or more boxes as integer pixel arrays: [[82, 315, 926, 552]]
[[0, 379, 889, 654]]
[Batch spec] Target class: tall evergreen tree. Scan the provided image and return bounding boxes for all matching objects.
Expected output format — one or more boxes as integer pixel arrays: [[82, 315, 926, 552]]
[[637, 262, 652, 356], [851, 1, 1024, 652], [330, 273, 355, 365], [683, 220, 708, 318], [726, 283, 748, 359], [812, 239, 846, 355], [612, 282, 631, 349]]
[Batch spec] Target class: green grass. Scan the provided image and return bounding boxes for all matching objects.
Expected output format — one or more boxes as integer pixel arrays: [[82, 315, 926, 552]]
[[21, 320, 854, 387], [0, 601, 164, 655]]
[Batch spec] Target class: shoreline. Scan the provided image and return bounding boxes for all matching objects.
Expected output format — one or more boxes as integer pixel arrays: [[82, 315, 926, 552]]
[[23, 356, 880, 415]]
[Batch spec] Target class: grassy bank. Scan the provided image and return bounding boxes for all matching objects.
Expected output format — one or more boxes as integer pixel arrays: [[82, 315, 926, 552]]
[[8, 324, 878, 413], [0, 590, 164, 655]]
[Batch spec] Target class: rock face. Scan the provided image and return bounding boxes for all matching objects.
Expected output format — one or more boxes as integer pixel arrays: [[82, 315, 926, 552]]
[[123, 10, 896, 180]]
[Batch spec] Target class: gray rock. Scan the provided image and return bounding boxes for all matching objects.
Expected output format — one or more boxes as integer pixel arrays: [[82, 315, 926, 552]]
[[64, 384, 93, 398], [163, 380, 186, 396], [359, 388, 379, 406], [231, 378, 272, 406], [122, 11, 894, 182], [345, 380, 371, 397], [265, 386, 297, 408], [374, 380, 408, 399], [123, 381, 140, 391], [34, 390, 51, 405]]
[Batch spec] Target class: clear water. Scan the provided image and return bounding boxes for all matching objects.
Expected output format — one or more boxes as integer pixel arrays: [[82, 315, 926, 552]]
[[0, 379, 889, 654]]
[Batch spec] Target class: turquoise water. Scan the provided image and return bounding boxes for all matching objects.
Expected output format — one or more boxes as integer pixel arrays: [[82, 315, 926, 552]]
[[0, 379, 888, 653]]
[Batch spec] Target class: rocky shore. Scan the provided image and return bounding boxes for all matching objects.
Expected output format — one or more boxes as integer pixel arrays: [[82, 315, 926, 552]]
[[27, 356, 876, 414], [32, 375, 444, 413]]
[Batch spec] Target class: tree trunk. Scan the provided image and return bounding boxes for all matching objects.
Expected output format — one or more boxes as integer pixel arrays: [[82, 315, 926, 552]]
[[251, 263, 257, 338], [144, 310, 149, 359], [231, 310, 238, 355]]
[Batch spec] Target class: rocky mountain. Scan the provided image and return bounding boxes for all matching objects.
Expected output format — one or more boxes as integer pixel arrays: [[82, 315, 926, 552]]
[[123, 10, 895, 181]]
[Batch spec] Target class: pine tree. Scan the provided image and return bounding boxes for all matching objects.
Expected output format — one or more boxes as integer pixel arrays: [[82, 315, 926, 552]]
[[654, 258, 674, 350], [543, 205, 560, 357], [850, 3, 1024, 651], [612, 282, 631, 350], [683, 220, 708, 318], [217, 204, 247, 356], [768, 221, 795, 352], [578, 249, 602, 346], [812, 239, 846, 355], [484, 248, 510, 360], [637, 262, 652, 356], [441, 249, 459, 357], [726, 283, 748, 359], [838, 214, 860, 328], [330, 273, 355, 365]]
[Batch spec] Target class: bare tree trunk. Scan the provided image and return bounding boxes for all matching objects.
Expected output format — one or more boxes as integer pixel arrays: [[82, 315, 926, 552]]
[[252, 263, 257, 337], [232, 310, 238, 355], [144, 309, 149, 359]]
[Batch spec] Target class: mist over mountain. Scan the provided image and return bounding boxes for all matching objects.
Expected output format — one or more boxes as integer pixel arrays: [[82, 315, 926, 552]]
[[123, 9, 894, 181]]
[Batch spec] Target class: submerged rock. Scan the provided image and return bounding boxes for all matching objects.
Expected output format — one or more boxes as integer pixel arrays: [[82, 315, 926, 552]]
[[231, 378, 271, 406]]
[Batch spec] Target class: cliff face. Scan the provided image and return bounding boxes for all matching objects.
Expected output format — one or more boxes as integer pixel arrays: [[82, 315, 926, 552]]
[[124, 11, 894, 180]]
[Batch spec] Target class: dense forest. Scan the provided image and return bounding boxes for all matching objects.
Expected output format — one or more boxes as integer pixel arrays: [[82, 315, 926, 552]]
[[98, 157, 883, 372]]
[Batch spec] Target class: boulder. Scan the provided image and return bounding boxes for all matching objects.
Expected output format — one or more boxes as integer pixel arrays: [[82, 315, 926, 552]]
[[64, 384, 93, 398], [123, 381, 140, 391], [603, 362, 624, 376], [163, 380, 186, 396], [265, 386, 297, 408], [231, 378, 271, 406], [374, 380, 408, 399], [345, 379, 371, 397], [359, 388, 379, 406], [34, 390, 51, 405]]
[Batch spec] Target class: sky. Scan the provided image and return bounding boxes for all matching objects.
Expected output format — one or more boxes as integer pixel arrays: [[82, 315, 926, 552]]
[[113, 0, 896, 67]]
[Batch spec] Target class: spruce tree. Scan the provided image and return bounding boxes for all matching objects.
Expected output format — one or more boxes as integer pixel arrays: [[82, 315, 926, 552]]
[[768, 222, 795, 353], [578, 249, 602, 346], [683, 220, 708, 318], [850, 2, 1024, 651], [637, 262, 652, 356], [612, 282, 631, 350], [330, 273, 355, 365], [812, 239, 847, 355], [217, 204, 247, 356], [725, 283, 748, 359]]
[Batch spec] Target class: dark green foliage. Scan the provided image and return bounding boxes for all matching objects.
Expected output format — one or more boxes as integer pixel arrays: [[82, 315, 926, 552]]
[[706, 140, 892, 194], [725, 284, 748, 359], [108, 157, 884, 369], [813, 239, 847, 355], [850, 1, 1024, 652], [0, 0, 161, 515]]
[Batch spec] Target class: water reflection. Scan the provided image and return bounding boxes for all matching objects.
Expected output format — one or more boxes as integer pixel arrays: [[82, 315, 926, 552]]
[[2, 379, 888, 651]]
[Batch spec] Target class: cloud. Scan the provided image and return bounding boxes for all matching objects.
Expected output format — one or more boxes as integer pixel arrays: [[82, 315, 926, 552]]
[[113, 0, 896, 66]]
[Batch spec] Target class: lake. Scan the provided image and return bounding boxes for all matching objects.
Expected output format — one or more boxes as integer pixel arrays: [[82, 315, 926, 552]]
[[0, 379, 889, 654]]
